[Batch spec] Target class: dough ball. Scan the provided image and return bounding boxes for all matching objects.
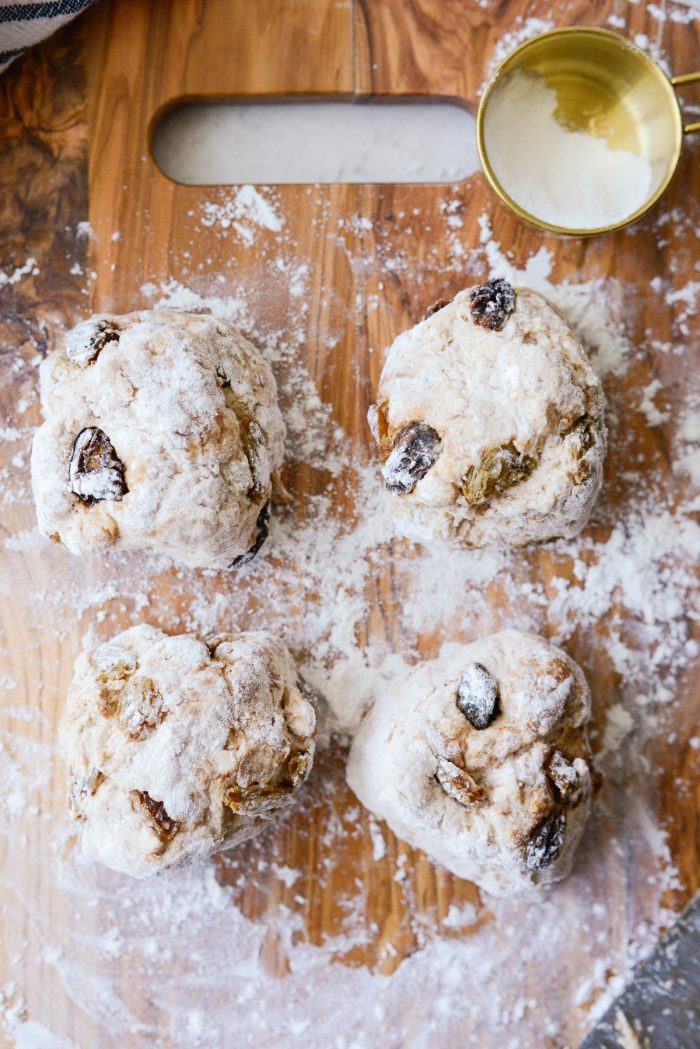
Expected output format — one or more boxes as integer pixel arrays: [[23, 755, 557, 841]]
[[346, 630, 595, 895], [60, 625, 316, 877], [31, 310, 285, 569], [368, 281, 606, 547]]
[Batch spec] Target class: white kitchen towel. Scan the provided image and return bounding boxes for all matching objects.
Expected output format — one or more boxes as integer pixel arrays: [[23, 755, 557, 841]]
[[0, 0, 96, 73]]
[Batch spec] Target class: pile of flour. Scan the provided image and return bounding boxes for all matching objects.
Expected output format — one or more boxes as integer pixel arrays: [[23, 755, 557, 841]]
[[483, 70, 656, 230]]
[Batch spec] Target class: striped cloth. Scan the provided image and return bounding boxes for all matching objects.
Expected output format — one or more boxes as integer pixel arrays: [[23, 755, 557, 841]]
[[0, 0, 96, 72]]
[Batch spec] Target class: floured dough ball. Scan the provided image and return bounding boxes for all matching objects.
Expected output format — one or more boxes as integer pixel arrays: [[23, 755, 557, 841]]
[[31, 310, 285, 569], [346, 630, 595, 895], [368, 280, 606, 547], [60, 625, 316, 877]]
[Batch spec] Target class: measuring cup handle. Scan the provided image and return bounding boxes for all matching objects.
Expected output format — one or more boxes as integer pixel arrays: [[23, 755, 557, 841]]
[[671, 71, 700, 133]]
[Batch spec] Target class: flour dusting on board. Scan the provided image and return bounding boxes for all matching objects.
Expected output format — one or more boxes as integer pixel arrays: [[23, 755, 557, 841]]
[[3, 26, 700, 1045], [200, 185, 285, 243], [3, 197, 699, 1045]]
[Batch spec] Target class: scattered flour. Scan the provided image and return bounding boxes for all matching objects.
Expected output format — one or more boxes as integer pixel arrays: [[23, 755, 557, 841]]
[[601, 705, 636, 755], [673, 407, 700, 487], [0, 258, 39, 288], [442, 902, 478, 929], [486, 17, 555, 79], [200, 185, 284, 243], [367, 817, 387, 862], [649, 0, 700, 22], [1, 14, 700, 1040], [637, 379, 670, 427], [2, 204, 697, 1041], [613, 1009, 646, 1049]]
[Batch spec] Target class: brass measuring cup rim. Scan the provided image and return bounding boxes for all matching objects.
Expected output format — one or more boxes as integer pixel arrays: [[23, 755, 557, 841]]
[[476, 26, 700, 237]]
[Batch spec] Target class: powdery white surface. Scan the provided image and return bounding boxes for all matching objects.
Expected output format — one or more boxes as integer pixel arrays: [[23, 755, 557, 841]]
[[61, 626, 316, 877], [154, 103, 478, 187], [200, 185, 285, 244], [674, 407, 700, 488], [2, 33, 700, 1043], [372, 286, 606, 547], [637, 379, 670, 427], [31, 309, 285, 568], [347, 631, 594, 895], [0, 257, 39, 288], [2, 200, 698, 1044], [484, 71, 656, 230]]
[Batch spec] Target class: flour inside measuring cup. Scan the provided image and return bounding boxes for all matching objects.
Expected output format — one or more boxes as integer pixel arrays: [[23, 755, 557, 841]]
[[483, 70, 655, 230]]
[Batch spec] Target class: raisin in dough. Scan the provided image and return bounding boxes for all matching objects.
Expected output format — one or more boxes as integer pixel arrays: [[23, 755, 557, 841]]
[[368, 280, 607, 548], [346, 630, 594, 895], [60, 625, 316, 877], [31, 310, 285, 569]]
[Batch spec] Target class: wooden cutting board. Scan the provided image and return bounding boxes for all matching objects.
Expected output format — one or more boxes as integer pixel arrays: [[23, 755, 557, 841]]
[[0, 1, 698, 1046]]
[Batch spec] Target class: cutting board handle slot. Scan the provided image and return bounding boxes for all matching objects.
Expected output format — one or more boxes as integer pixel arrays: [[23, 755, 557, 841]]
[[150, 96, 479, 186]]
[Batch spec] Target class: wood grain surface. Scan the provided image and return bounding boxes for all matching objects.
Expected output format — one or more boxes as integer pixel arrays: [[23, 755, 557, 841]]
[[0, 1, 699, 1046]]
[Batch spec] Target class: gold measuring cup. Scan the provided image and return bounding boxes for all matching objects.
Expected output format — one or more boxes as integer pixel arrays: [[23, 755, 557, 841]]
[[476, 27, 700, 236]]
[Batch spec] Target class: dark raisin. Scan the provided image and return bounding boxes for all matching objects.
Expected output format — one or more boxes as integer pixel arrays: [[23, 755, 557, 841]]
[[469, 279, 516, 331], [424, 298, 451, 319], [382, 421, 442, 494], [229, 501, 270, 568], [69, 427, 128, 504], [461, 442, 535, 507], [66, 318, 119, 367], [525, 811, 566, 871], [457, 663, 499, 730], [130, 790, 180, 842], [216, 367, 231, 389]]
